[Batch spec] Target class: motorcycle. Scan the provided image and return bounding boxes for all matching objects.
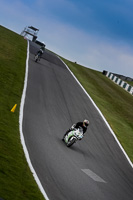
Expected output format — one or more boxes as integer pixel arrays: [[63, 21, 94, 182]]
[[63, 127, 84, 147], [34, 49, 43, 62], [34, 52, 41, 62]]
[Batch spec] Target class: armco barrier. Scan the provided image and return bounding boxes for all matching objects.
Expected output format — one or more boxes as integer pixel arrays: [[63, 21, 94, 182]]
[[106, 72, 133, 95]]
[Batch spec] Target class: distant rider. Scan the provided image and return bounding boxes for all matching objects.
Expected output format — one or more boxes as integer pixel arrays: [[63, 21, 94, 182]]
[[36, 42, 45, 58], [63, 119, 89, 139]]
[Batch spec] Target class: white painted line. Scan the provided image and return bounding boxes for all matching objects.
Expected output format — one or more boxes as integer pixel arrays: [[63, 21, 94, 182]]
[[106, 71, 110, 77], [113, 76, 117, 82], [120, 81, 125, 87], [129, 87, 133, 95], [125, 84, 129, 91], [58, 57, 133, 168], [110, 73, 113, 80], [81, 169, 106, 183], [19, 41, 50, 200], [117, 78, 121, 85]]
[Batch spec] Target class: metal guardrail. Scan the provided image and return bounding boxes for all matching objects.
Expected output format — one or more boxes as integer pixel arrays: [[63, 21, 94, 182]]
[[105, 71, 133, 95]]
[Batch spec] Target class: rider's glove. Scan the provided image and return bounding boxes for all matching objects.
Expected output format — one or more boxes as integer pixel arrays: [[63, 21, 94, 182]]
[[71, 124, 76, 130]]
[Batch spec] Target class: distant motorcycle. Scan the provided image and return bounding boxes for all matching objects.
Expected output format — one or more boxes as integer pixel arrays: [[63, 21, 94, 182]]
[[34, 52, 41, 62], [63, 127, 84, 147], [34, 49, 43, 62]]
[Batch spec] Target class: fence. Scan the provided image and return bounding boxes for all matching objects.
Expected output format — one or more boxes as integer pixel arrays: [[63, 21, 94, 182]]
[[105, 72, 133, 95]]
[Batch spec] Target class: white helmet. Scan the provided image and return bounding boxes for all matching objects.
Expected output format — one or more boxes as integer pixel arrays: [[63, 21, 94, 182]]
[[83, 119, 89, 127]]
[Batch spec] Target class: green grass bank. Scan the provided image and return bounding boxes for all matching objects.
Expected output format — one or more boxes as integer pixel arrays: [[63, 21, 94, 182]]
[[0, 26, 44, 200], [61, 58, 133, 163]]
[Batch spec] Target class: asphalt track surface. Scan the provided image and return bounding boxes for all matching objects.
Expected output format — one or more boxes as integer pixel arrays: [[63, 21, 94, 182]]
[[23, 41, 133, 200]]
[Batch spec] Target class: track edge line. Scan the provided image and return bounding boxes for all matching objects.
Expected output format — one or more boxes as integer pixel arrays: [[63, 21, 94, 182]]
[[19, 41, 50, 200]]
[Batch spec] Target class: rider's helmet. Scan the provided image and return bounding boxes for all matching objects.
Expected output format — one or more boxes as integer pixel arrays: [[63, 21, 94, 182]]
[[42, 41, 45, 47], [40, 42, 45, 51], [83, 119, 89, 127]]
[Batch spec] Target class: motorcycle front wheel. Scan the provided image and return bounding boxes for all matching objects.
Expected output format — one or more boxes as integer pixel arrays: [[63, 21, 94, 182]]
[[67, 136, 76, 147], [34, 55, 39, 62]]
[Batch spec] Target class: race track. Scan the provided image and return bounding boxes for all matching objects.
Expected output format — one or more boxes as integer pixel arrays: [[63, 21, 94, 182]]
[[22, 41, 133, 200]]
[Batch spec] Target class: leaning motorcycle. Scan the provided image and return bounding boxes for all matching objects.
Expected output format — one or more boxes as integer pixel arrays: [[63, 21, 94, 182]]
[[34, 53, 41, 62], [63, 127, 84, 147]]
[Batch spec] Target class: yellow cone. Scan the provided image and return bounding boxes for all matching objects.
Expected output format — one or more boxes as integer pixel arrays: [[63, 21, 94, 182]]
[[11, 104, 17, 112]]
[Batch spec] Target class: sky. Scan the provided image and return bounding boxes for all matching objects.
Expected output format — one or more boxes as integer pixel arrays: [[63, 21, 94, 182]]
[[1, 0, 133, 78]]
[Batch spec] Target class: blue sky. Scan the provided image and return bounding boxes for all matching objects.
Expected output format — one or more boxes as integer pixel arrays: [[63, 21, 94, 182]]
[[1, 0, 133, 78]]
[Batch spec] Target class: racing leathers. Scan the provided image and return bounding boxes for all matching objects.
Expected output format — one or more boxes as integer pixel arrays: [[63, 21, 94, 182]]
[[64, 122, 87, 137], [36, 46, 45, 58]]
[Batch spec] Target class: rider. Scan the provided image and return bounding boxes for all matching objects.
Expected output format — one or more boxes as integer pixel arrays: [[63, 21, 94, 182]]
[[63, 119, 89, 139], [36, 42, 45, 58]]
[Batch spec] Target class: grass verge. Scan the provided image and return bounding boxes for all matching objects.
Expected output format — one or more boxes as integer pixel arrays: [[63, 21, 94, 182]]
[[61, 57, 133, 163], [0, 26, 45, 200]]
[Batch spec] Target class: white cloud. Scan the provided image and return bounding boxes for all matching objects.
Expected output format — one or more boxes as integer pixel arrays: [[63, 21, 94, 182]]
[[1, 0, 133, 78], [38, 20, 133, 77]]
